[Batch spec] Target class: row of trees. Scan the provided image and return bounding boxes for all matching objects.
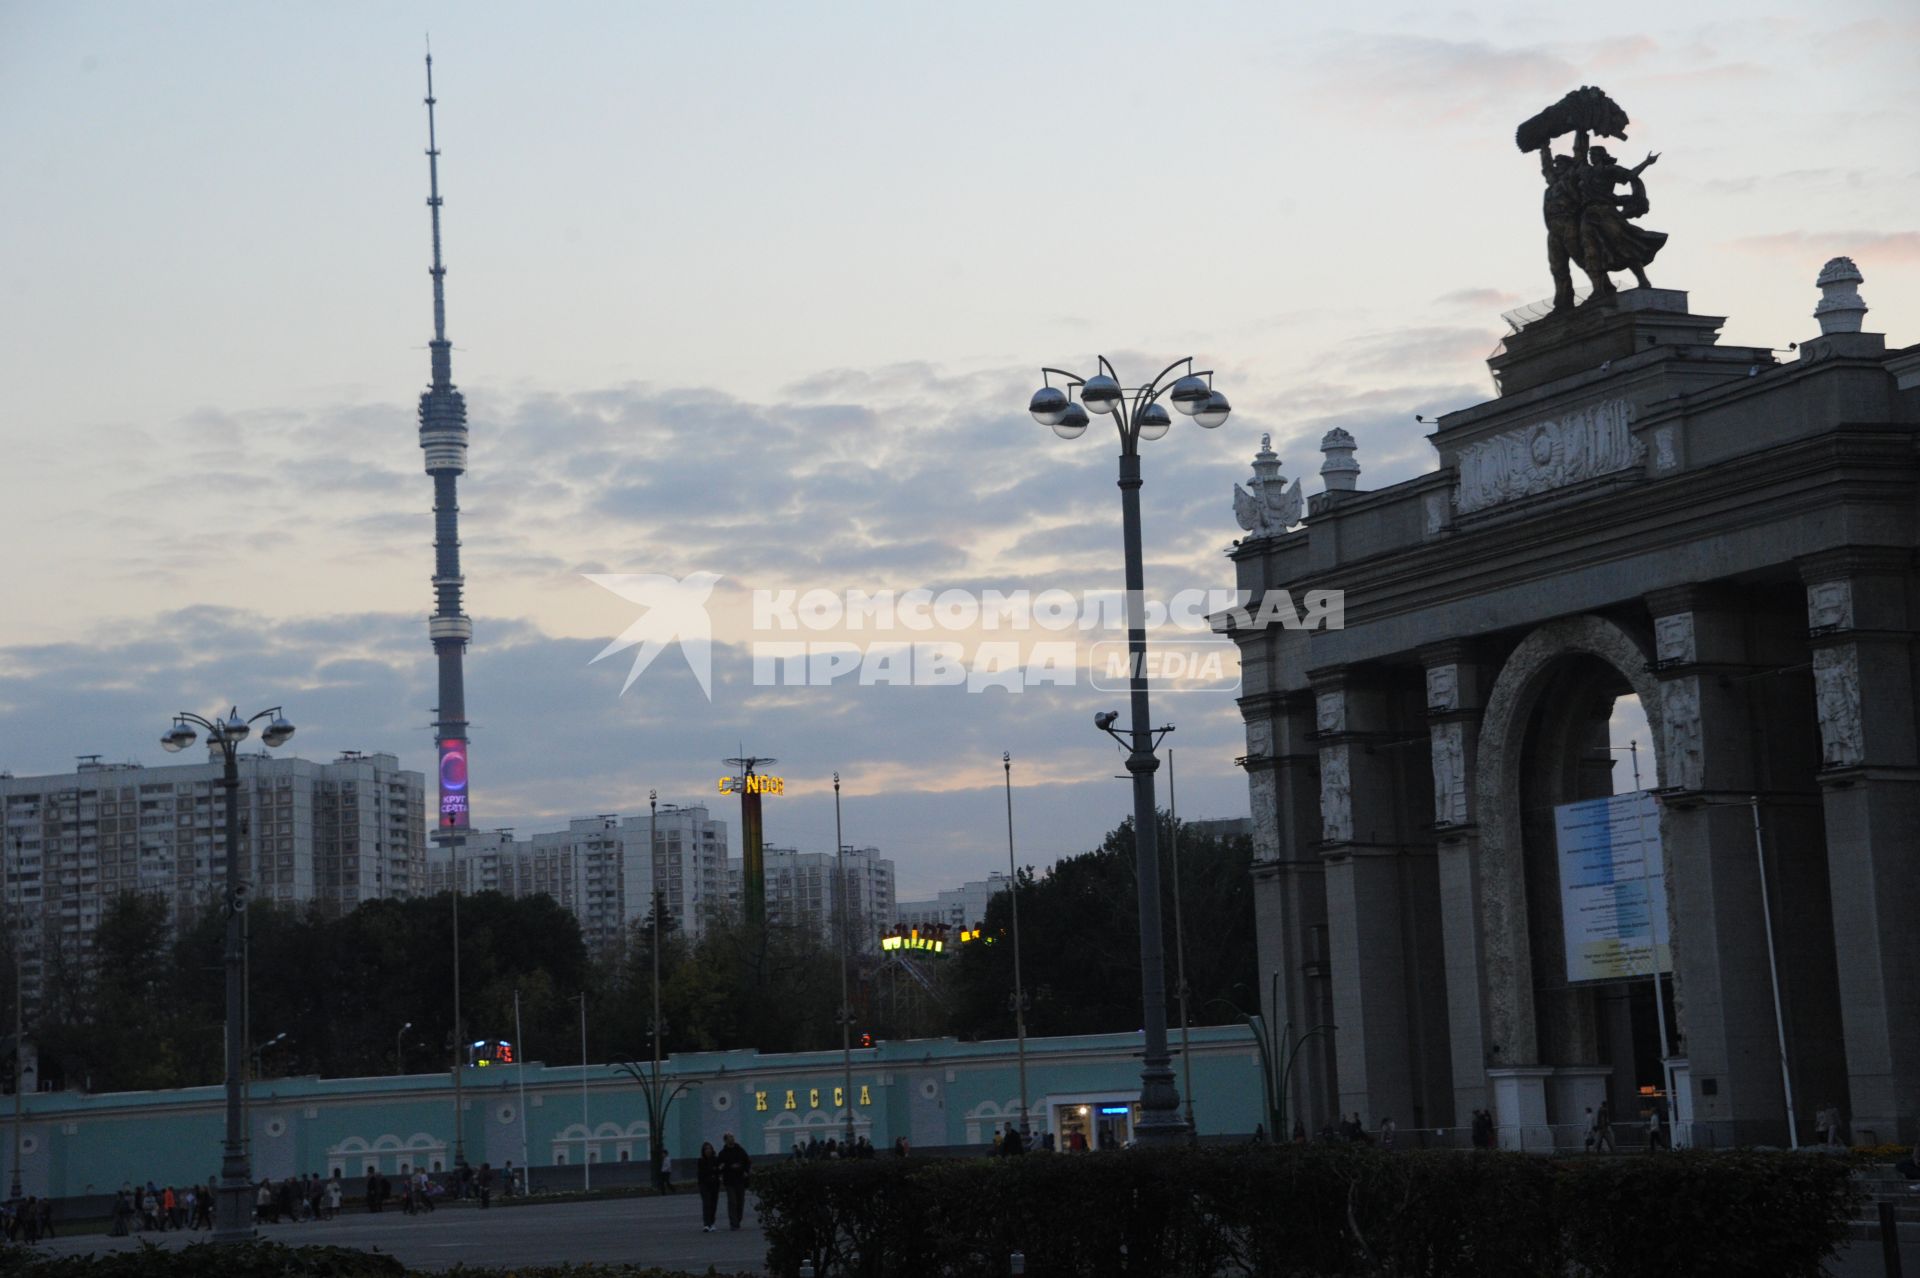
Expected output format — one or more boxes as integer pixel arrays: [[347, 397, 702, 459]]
[[8, 813, 1255, 1094]]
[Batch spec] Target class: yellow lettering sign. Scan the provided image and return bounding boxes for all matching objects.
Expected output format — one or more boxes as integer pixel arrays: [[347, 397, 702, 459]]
[[809, 1087, 821, 1109], [859, 1084, 872, 1105], [833, 1086, 844, 1108], [754, 1091, 768, 1112], [784, 1090, 797, 1111], [717, 777, 733, 794]]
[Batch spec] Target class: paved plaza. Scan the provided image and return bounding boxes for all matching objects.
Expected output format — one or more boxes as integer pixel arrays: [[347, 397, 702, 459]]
[[20, 1190, 1917, 1275], [30, 1194, 768, 1273]]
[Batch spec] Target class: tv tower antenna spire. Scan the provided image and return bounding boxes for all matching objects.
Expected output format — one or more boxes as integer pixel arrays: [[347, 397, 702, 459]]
[[417, 44, 475, 1171], [418, 44, 473, 812]]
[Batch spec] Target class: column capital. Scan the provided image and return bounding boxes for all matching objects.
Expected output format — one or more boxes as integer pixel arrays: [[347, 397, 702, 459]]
[[1420, 642, 1492, 716]]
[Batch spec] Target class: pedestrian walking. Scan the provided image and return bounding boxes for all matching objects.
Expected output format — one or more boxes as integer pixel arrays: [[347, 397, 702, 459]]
[[478, 1162, 494, 1209], [1645, 1106, 1666, 1152], [718, 1131, 751, 1231], [696, 1140, 721, 1233], [652, 1141, 674, 1194], [1379, 1116, 1396, 1151]]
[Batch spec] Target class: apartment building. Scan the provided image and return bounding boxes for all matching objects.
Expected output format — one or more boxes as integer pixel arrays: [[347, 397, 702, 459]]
[[0, 750, 426, 1000]]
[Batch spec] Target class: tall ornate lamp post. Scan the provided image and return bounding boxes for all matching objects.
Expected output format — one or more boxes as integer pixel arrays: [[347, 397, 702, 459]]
[[832, 774, 856, 1148], [7, 834, 26, 1199], [1001, 753, 1030, 1138], [1028, 357, 1229, 1144], [161, 705, 296, 1242]]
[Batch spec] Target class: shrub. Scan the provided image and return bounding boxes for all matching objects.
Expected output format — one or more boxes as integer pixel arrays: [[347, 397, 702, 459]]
[[1554, 1150, 1861, 1278], [0, 1240, 402, 1278], [754, 1147, 1857, 1278], [0, 1240, 753, 1278]]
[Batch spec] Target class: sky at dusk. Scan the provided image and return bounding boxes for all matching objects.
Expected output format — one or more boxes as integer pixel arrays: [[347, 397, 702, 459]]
[[2, 2, 1915, 897]]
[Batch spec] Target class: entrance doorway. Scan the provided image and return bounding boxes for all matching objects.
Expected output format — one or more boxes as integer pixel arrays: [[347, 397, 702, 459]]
[[1517, 657, 1677, 1132], [1050, 1100, 1137, 1151]]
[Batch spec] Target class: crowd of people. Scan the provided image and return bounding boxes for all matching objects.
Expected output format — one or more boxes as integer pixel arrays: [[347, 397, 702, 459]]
[[86, 1162, 528, 1239], [2, 1195, 57, 1242]]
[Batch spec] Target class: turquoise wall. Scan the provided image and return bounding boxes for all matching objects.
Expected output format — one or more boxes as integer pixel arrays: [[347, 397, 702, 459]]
[[7, 1026, 1262, 1197]]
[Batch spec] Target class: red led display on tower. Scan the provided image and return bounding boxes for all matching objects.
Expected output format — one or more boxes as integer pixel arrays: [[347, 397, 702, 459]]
[[438, 738, 469, 829]]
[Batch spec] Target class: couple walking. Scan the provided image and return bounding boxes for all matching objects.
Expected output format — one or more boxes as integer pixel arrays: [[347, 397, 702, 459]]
[[695, 1133, 752, 1232]]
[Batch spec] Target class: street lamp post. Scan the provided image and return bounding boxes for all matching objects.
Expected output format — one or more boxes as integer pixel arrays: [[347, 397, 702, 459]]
[[649, 790, 662, 1088], [252, 1031, 288, 1079], [1001, 753, 1030, 1139], [576, 992, 591, 1192], [833, 774, 856, 1149], [7, 834, 26, 1200], [397, 1022, 413, 1075], [1216, 975, 1335, 1139], [1166, 747, 1196, 1135], [1029, 356, 1229, 1144], [646, 790, 669, 1174], [449, 835, 466, 1172], [161, 705, 296, 1243]]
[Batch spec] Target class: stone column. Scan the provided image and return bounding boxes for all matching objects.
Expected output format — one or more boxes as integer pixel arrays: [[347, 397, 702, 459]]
[[1314, 668, 1450, 1131], [1422, 642, 1496, 1128], [1802, 550, 1920, 1146], [1243, 690, 1337, 1133], [1648, 585, 1830, 1147]]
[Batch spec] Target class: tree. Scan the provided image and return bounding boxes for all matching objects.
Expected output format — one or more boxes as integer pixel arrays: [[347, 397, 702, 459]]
[[947, 813, 1256, 1041]]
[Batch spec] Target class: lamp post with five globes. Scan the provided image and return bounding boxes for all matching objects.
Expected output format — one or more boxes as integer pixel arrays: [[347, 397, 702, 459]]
[[161, 706, 295, 1242], [1027, 357, 1228, 1145]]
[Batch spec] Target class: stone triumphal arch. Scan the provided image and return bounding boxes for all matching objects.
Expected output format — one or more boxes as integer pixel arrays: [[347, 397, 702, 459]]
[[1224, 266, 1919, 1149]]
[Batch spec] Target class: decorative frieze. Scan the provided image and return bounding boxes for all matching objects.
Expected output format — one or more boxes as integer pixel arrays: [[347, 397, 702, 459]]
[[1658, 678, 1702, 790], [1454, 397, 1643, 514], [1654, 613, 1696, 665], [1806, 580, 1855, 632], [1319, 745, 1353, 842], [1430, 721, 1467, 826], [1315, 691, 1346, 736], [1651, 425, 1678, 473], [1812, 645, 1864, 767]]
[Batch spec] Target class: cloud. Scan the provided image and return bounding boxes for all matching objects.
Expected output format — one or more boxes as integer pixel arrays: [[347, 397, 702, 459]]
[[1730, 230, 1920, 265], [1434, 287, 1523, 309], [0, 603, 1255, 899], [1340, 326, 1503, 375]]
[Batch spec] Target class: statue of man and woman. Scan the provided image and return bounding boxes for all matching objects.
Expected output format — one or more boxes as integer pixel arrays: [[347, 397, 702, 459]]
[[1521, 87, 1668, 311]]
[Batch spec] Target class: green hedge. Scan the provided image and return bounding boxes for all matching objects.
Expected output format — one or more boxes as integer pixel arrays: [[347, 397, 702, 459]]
[[753, 1147, 1860, 1278], [0, 1240, 753, 1278]]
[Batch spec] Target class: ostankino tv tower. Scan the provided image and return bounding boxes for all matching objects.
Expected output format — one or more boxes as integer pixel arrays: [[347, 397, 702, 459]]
[[418, 51, 473, 834]]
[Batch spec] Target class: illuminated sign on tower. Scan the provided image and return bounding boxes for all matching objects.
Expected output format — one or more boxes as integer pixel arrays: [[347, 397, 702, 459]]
[[438, 737, 470, 829], [722, 754, 778, 925]]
